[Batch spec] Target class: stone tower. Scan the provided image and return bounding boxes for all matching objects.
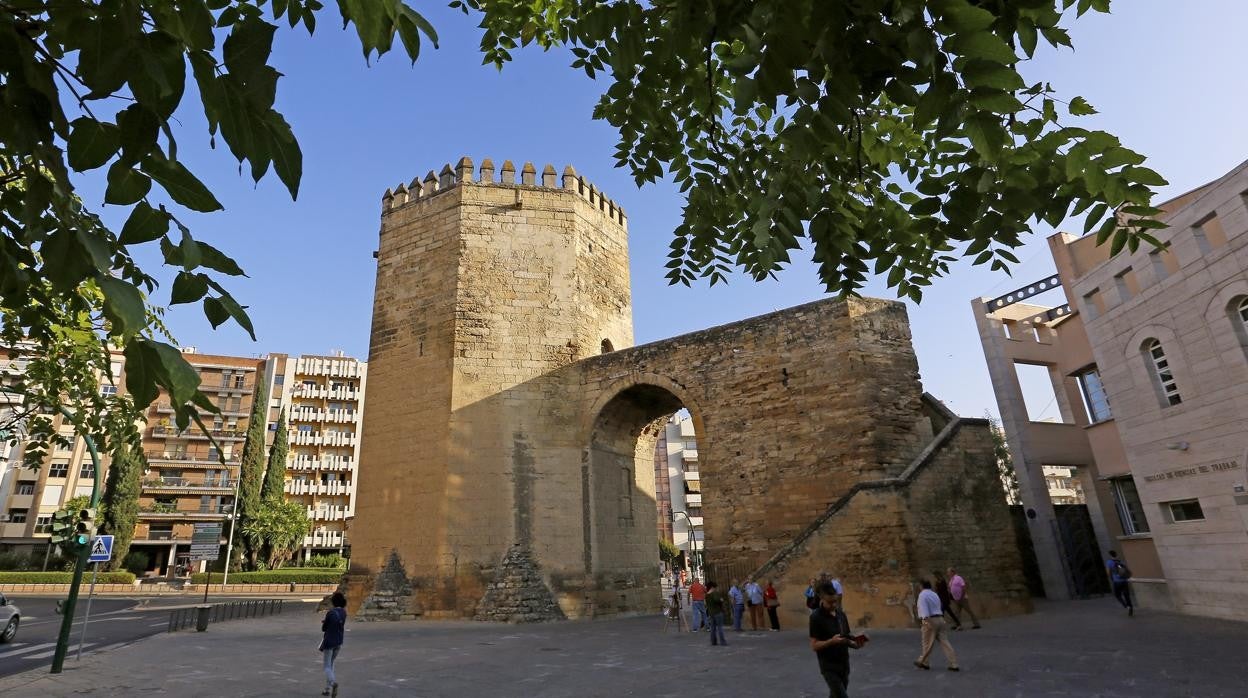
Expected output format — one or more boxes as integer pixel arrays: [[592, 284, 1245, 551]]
[[348, 158, 634, 619]]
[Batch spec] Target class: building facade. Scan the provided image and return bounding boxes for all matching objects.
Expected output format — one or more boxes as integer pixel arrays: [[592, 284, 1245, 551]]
[[269, 352, 367, 558], [655, 413, 702, 563], [974, 158, 1248, 620]]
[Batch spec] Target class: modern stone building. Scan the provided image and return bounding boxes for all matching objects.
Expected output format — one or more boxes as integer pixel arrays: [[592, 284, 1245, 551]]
[[974, 158, 1248, 620], [655, 413, 701, 565], [269, 352, 367, 558], [347, 157, 1029, 628]]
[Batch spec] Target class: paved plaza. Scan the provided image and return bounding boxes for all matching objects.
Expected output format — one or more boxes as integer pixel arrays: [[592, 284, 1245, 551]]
[[0, 599, 1243, 696]]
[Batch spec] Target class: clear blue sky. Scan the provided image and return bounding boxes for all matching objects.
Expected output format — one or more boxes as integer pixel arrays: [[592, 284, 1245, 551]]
[[72, 2, 1248, 420]]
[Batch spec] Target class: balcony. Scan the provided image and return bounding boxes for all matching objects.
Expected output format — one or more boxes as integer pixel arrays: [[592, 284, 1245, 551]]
[[8, 493, 34, 509], [681, 449, 698, 461], [304, 530, 346, 548], [150, 426, 247, 442], [138, 504, 231, 521], [152, 402, 248, 418], [291, 431, 357, 447], [142, 477, 236, 493], [286, 480, 351, 496], [289, 458, 355, 472], [307, 506, 349, 521], [145, 451, 241, 468], [685, 493, 702, 506]]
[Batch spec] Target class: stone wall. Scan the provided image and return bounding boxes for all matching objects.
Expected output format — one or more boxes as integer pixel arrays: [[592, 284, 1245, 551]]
[[750, 413, 1032, 630]]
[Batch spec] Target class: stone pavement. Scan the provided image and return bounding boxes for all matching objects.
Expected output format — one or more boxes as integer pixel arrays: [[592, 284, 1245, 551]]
[[1, 599, 1244, 697]]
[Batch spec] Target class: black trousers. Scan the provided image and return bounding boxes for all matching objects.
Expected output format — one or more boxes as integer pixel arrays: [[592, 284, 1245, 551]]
[[820, 668, 849, 698], [767, 605, 780, 630], [1112, 581, 1133, 608]]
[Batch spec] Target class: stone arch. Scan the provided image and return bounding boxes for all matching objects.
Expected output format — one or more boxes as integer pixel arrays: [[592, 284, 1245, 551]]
[[580, 379, 704, 616], [1202, 279, 1248, 367]]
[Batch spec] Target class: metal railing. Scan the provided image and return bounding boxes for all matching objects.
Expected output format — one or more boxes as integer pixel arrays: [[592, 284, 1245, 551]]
[[167, 599, 285, 632]]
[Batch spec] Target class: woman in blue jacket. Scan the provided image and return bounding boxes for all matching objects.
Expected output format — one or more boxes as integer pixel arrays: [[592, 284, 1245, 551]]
[[320, 592, 347, 696]]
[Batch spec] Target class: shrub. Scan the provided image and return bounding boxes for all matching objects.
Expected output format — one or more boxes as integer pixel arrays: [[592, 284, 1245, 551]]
[[0, 571, 136, 584], [121, 551, 150, 576], [295, 554, 346, 569], [190, 569, 341, 584]]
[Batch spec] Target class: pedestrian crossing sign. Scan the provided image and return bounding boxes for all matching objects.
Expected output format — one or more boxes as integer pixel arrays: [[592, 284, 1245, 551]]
[[88, 535, 114, 563]]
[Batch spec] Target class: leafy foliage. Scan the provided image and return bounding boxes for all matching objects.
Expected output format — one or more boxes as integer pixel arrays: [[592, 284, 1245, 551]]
[[261, 407, 288, 502], [658, 537, 681, 564], [463, 0, 1166, 299], [0, 0, 436, 460], [987, 413, 1019, 504], [239, 499, 312, 570], [100, 441, 142, 570], [120, 549, 151, 576]]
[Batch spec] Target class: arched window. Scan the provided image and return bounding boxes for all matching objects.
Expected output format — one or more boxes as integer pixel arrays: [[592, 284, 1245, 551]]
[[601, 338, 614, 354], [1143, 339, 1181, 407], [1229, 296, 1248, 362]]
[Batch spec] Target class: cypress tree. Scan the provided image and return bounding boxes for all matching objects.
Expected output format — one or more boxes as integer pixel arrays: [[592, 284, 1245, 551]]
[[100, 440, 142, 572], [236, 380, 269, 568], [261, 408, 288, 502]]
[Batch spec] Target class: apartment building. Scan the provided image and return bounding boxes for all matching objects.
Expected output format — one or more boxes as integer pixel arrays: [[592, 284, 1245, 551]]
[[974, 158, 1248, 620], [655, 413, 702, 565], [0, 350, 124, 556], [269, 352, 366, 558], [134, 350, 266, 574], [1, 345, 368, 572]]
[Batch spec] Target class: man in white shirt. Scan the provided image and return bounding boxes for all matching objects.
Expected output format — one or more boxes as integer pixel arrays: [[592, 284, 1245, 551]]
[[744, 580, 765, 631], [914, 579, 959, 672]]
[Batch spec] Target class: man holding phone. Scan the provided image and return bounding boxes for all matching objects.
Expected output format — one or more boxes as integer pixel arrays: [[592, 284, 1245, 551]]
[[809, 582, 863, 697]]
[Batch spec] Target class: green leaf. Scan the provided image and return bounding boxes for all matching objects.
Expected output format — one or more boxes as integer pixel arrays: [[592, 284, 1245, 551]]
[[964, 114, 1006, 159], [1016, 19, 1038, 58], [224, 15, 278, 84], [97, 276, 147, 338], [104, 163, 152, 205], [944, 31, 1018, 65], [1122, 166, 1168, 187], [264, 111, 302, 199], [170, 272, 210, 305], [67, 118, 121, 172], [214, 291, 256, 340], [141, 154, 224, 212], [119, 202, 170, 245], [969, 88, 1023, 113], [915, 73, 956, 126], [962, 60, 1025, 91], [941, 2, 996, 33], [197, 242, 247, 276], [178, 230, 203, 271], [203, 296, 230, 329], [1068, 96, 1097, 116], [1084, 203, 1109, 234]]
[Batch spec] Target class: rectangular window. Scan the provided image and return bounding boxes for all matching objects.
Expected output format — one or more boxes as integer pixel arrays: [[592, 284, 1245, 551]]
[[48, 461, 69, 478], [220, 372, 231, 388], [234, 375, 246, 389], [8, 509, 28, 523], [298, 425, 313, 433], [275, 375, 285, 385], [1110, 476, 1150, 535], [17, 484, 35, 495], [149, 524, 174, 540], [79, 462, 95, 480], [1165, 499, 1205, 523], [34, 515, 52, 533], [1076, 368, 1112, 423], [99, 384, 118, 396]]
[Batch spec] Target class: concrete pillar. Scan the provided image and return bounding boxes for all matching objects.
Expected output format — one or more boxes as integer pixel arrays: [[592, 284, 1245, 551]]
[[165, 544, 178, 575], [1077, 466, 1114, 558], [972, 298, 1072, 599]]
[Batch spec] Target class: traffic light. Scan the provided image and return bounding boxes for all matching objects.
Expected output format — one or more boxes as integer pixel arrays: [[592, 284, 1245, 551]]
[[74, 508, 96, 547], [49, 509, 74, 545]]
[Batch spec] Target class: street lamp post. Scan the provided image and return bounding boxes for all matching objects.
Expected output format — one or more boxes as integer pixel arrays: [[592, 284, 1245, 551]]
[[672, 510, 700, 580]]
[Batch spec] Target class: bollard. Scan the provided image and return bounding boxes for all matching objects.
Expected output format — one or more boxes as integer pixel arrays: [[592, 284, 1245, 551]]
[[196, 604, 211, 632], [290, 582, 296, 592]]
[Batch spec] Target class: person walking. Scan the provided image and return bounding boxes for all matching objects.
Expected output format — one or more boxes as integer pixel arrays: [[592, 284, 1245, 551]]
[[689, 578, 708, 631], [1106, 550, 1134, 616], [319, 591, 347, 696], [809, 582, 862, 698], [914, 579, 959, 672], [764, 579, 781, 631], [932, 569, 961, 630], [946, 566, 981, 629], [745, 579, 765, 631], [805, 576, 820, 610], [706, 581, 729, 646], [729, 579, 746, 631]]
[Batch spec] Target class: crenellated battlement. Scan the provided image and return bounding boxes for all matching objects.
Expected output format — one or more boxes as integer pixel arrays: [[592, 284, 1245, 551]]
[[381, 156, 627, 227]]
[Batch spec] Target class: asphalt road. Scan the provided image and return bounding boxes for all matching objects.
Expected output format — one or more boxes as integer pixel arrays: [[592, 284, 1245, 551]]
[[0, 595, 316, 678]]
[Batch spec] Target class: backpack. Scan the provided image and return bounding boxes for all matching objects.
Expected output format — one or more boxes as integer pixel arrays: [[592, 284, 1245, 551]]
[[1113, 560, 1132, 580]]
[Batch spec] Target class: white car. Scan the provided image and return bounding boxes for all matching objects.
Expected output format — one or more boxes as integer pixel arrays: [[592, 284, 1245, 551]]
[[0, 592, 19, 643]]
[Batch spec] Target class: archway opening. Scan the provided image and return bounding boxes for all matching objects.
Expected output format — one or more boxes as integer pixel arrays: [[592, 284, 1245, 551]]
[[585, 383, 705, 615]]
